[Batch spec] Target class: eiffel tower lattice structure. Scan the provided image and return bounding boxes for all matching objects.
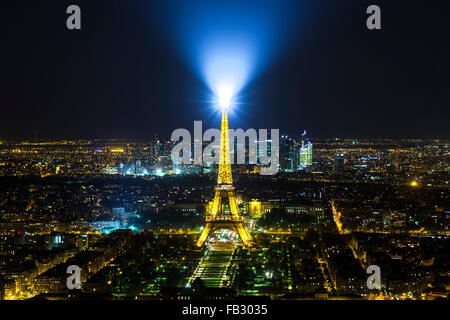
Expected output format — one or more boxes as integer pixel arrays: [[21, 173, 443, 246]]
[[196, 105, 253, 248]]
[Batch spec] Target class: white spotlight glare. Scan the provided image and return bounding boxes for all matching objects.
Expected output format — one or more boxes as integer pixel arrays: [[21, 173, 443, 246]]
[[218, 86, 233, 110]]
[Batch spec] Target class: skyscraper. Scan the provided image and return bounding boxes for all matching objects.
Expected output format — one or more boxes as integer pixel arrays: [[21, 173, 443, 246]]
[[334, 153, 345, 173], [280, 135, 295, 172], [299, 140, 313, 170]]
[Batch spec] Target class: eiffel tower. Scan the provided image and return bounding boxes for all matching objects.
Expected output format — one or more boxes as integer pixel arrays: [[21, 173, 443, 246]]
[[196, 99, 253, 248]]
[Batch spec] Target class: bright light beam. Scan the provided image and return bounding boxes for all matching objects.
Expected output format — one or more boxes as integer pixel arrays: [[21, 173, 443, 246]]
[[218, 86, 233, 110], [151, 0, 306, 105]]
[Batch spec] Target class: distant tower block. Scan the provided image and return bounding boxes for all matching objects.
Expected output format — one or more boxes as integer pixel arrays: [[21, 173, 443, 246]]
[[196, 105, 253, 248]]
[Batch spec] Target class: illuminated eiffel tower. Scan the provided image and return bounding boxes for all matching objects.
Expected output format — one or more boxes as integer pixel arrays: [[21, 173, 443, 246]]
[[196, 97, 253, 248]]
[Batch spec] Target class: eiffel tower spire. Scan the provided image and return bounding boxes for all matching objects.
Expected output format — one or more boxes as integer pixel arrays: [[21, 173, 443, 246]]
[[217, 111, 233, 185], [196, 105, 253, 248]]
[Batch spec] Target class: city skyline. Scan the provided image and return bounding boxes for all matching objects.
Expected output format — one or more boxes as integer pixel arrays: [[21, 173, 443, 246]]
[[1, 135, 448, 300]]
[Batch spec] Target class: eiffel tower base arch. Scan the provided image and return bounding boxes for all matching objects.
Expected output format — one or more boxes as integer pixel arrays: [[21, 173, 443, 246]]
[[196, 186, 253, 248]]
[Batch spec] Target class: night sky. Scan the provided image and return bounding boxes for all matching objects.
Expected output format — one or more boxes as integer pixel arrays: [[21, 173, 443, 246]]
[[3, 0, 450, 140]]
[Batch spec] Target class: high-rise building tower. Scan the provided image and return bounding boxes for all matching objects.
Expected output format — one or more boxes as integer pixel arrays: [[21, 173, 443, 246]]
[[299, 140, 313, 169], [280, 135, 295, 172], [298, 130, 313, 170], [196, 102, 253, 248], [334, 153, 345, 173]]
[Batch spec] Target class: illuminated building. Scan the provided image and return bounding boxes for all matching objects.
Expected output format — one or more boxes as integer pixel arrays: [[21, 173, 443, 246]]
[[256, 139, 272, 162], [102, 167, 119, 175], [0, 277, 15, 300], [299, 140, 313, 170], [103, 161, 151, 176], [44, 233, 66, 250], [109, 147, 125, 153], [196, 93, 253, 248], [247, 200, 262, 218], [280, 135, 295, 172]]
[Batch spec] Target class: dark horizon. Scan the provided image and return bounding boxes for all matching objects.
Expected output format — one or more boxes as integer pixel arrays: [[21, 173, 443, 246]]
[[3, 1, 450, 140]]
